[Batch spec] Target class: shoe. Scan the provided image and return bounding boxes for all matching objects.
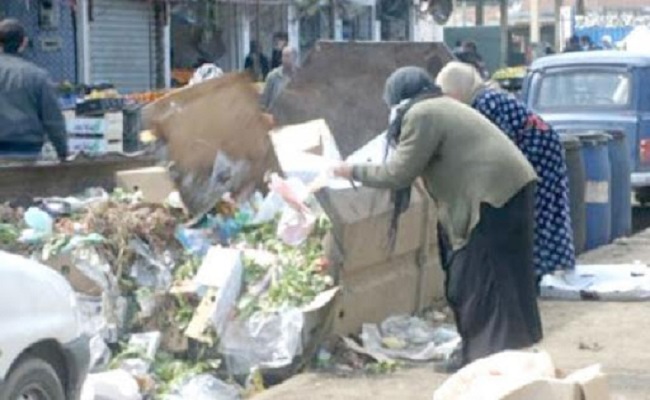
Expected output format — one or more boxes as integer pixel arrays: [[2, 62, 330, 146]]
[[434, 348, 466, 374]]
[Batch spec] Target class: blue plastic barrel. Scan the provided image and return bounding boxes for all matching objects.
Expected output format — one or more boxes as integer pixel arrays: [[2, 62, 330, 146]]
[[577, 133, 612, 251], [560, 135, 586, 255], [607, 131, 632, 240]]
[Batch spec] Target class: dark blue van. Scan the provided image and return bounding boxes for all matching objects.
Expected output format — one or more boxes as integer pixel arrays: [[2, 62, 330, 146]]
[[523, 51, 650, 202]]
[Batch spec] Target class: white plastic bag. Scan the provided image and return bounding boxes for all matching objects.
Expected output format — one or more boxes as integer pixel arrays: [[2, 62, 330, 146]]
[[175, 374, 240, 400], [220, 309, 304, 375], [277, 207, 317, 246], [269, 174, 317, 246], [81, 370, 142, 400]]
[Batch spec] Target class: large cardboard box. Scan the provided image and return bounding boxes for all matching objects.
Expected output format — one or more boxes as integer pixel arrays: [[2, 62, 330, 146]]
[[317, 185, 429, 273], [332, 241, 443, 335], [116, 167, 176, 204]]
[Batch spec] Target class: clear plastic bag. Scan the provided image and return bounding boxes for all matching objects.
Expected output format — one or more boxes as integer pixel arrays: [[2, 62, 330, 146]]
[[220, 309, 304, 375]]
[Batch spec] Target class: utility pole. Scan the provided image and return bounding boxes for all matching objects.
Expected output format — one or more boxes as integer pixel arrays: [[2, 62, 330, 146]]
[[530, 0, 540, 58], [554, 0, 562, 51], [476, 0, 485, 26], [500, 0, 508, 67]]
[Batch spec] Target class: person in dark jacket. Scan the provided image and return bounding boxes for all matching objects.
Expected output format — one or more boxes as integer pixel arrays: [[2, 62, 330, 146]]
[[244, 41, 270, 81], [453, 41, 489, 79], [271, 32, 288, 70], [0, 19, 67, 161]]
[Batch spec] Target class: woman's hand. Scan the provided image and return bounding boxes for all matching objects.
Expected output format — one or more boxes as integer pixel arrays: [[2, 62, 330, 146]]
[[332, 162, 353, 180]]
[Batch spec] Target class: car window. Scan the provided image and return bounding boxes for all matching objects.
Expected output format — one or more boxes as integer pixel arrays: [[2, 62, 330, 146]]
[[535, 69, 632, 111]]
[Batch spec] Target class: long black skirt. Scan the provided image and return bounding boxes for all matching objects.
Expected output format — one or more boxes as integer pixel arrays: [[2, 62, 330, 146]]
[[438, 183, 543, 364]]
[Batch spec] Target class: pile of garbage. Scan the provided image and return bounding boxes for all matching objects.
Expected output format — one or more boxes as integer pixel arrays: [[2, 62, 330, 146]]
[[0, 174, 340, 399]]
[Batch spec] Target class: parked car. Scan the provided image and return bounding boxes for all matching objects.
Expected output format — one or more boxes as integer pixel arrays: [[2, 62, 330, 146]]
[[0, 251, 90, 400], [522, 51, 650, 203]]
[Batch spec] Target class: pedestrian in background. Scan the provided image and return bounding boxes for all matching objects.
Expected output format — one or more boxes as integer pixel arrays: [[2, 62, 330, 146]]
[[271, 32, 289, 70], [564, 35, 582, 52], [260, 46, 297, 111], [453, 40, 489, 79], [0, 19, 67, 161], [332, 67, 543, 373], [437, 61, 575, 286], [244, 41, 270, 81]]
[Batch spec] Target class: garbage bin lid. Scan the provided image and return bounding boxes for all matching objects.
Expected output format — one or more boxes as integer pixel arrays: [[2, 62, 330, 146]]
[[571, 131, 611, 146], [559, 134, 581, 150], [607, 130, 626, 141]]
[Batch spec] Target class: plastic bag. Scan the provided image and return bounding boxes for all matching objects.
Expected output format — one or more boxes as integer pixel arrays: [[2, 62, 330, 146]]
[[220, 309, 304, 375], [277, 206, 316, 247], [269, 174, 317, 246], [19, 207, 53, 243], [360, 315, 461, 362], [175, 226, 214, 257], [81, 370, 142, 400], [129, 238, 175, 291], [245, 191, 284, 226], [173, 374, 240, 400]]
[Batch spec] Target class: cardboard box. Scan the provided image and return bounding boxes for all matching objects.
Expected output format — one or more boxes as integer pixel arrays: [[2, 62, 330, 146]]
[[333, 246, 443, 335], [270, 119, 341, 160], [116, 167, 176, 203], [318, 184, 429, 273]]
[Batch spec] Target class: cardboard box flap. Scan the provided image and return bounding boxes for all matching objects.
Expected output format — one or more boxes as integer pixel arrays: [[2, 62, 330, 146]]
[[316, 183, 429, 271], [270, 119, 341, 161], [142, 73, 279, 216], [116, 167, 175, 204]]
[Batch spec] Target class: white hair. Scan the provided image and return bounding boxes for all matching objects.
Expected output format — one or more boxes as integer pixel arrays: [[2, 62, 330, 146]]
[[435, 61, 486, 105]]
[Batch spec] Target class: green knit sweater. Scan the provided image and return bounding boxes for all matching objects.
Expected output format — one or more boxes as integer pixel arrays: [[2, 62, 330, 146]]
[[353, 97, 537, 250]]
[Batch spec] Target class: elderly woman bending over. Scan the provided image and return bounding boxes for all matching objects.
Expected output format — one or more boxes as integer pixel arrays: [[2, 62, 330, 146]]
[[437, 61, 575, 283], [333, 67, 543, 372]]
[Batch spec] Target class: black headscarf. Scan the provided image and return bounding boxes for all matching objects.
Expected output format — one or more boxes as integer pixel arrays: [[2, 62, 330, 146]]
[[383, 67, 443, 250]]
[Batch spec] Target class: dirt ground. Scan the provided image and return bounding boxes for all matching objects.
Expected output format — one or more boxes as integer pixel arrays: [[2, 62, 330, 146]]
[[254, 229, 650, 400]]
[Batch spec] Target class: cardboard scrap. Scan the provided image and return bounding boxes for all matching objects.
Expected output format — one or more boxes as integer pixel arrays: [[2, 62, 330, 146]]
[[185, 248, 243, 344], [433, 351, 610, 400], [115, 167, 176, 204], [185, 287, 219, 345]]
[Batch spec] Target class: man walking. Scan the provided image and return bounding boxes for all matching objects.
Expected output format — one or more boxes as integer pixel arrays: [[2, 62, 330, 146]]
[[0, 19, 67, 161], [261, 46, 297, 111]]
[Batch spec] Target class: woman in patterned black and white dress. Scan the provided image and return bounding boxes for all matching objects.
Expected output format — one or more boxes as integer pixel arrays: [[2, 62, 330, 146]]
[[437, 61, 575, 284]]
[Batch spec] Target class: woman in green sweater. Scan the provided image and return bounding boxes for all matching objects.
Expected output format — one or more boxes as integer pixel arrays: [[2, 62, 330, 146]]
[[333, 67, 543, 372]]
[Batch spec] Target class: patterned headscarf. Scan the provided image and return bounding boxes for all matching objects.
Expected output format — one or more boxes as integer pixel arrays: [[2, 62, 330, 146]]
[[383, 67, 442, 250]]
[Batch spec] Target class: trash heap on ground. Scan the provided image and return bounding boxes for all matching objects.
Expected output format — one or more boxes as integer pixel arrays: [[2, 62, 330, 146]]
[[0, 71, 459, 399], [0, 177, 338, 399]]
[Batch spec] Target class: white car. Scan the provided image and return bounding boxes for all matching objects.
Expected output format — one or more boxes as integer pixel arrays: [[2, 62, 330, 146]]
[[0, 251, 90, 400]]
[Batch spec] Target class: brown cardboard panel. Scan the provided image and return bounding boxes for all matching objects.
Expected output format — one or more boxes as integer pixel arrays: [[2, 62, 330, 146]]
[[44, 253, 103, 297], [141, 73, 279, 216], [334, 251, 433, 335], [116, 167, 176, 204]]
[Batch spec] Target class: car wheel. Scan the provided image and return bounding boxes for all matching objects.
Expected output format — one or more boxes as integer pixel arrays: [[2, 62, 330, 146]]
[[0, 357, 65, 400]]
